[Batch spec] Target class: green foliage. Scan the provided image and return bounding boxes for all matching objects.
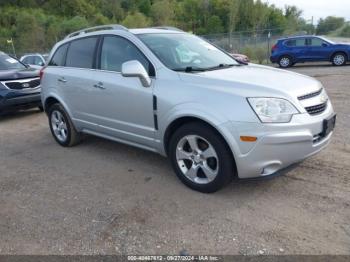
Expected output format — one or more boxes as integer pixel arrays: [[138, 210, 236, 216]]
[[0, 0, 347, 55], [340, 24, 350, 37], [317, 16, 345, 35], [122, 12, 151, 28], [243, 45, 267, 64], [207, 16, 224, 34]]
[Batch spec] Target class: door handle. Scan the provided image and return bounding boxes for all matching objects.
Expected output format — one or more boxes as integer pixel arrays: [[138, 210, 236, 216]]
[[93, 82, 105, 89], [57, 77, 67, 83]]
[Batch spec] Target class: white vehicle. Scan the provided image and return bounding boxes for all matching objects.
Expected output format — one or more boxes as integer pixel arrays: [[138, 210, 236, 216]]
[[41, 25, 336, 193], [20, 53, 48, 69]]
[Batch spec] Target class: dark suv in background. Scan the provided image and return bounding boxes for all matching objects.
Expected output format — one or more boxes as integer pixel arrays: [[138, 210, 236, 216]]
[[270, 35, 350, 68], [0, 52, 42, 114]]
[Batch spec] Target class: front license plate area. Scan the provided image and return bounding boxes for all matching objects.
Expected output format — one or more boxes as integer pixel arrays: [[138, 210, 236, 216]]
[[321, 114, 336, 138]]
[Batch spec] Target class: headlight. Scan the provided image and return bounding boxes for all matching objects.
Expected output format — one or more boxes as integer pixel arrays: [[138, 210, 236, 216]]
[[247, 97, 299, 123]]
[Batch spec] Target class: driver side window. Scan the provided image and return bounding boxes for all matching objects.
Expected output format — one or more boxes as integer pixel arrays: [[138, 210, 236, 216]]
[[100, 36, 153, 75]]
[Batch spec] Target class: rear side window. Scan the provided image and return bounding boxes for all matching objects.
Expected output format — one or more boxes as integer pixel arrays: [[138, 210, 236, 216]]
[[49, 44, 68, 66], [284, 39, 305, 47], [100, 36, 151, 75], [66, 37, 98, 69]]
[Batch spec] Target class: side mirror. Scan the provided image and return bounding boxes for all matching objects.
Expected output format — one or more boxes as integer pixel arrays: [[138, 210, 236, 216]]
[[322, 43, 328, 47], [121, 60, 151, 87], [38, 61, 45, 66]]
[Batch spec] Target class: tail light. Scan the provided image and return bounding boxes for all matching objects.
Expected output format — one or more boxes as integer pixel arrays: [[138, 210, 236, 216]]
[[271, 44, 278, 52], [39, 67, 46, 80]]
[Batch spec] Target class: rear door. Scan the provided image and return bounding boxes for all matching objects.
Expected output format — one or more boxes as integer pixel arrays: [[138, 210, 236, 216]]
[[284, 38, 308, 61], [59, 36, 100, 125]]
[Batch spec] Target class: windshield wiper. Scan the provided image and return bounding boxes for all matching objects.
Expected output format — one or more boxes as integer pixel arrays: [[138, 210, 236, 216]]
[[205, 63, 241, 71], [173, 66, 207, 73], [173, 63, 242, 73]]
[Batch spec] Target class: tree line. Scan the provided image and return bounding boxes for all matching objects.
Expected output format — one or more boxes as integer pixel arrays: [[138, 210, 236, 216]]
[[0, 0, 348, 55]]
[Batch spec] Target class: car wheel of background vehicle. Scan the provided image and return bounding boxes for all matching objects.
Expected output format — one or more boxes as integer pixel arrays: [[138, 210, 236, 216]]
[[48, 103, 81, 147], [278, 56, 292, 68], [332, 53, 346, 66], [169, 122, 235, 193]]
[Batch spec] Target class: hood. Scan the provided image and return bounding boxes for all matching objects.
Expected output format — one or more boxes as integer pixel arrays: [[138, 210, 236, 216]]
[[0, 67, 39, 81], [335, 43, 350, 47], [178, 64, 322, 100]]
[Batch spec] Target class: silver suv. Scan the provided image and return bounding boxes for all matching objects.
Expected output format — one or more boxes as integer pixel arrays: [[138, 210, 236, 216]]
[[41, 25, 336, 193]]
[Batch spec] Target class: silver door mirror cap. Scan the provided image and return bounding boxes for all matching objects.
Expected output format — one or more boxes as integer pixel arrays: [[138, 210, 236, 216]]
[[121, 60, 152, 87]]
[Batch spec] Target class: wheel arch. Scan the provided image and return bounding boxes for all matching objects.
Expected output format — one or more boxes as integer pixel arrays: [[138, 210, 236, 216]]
[[330, 50, 348, 61], [279, 53, 294, 62], [43, 95, 73, 120], [163, 116, 238, 176]]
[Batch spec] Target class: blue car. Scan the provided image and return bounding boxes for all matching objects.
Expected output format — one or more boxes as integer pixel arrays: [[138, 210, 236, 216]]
[[270, 35, 350, 68]]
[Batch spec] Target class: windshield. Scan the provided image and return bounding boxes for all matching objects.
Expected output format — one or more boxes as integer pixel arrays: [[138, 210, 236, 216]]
[[0, 53, 26, 70], [138, 33, 239, 72], [319, 36, 335, 44]]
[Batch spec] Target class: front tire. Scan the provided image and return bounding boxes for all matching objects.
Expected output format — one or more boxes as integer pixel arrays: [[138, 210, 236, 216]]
[[169, 122, 235, 193], [332, 52, 347, 66], [48, 103, 81, 147], [278, 55, 292, 68]]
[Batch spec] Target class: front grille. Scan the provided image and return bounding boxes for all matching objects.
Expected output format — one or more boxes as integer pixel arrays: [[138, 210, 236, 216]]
[[298, 88, 323, 100], [4, 78, 40, 90], [305, 102, 328, 115]]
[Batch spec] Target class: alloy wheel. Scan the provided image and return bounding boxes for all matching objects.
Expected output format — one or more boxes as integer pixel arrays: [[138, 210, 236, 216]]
[[176, 135, 219, 184], [280, 57, 290, 67], [51, 110, 68, 142], [333, 54, 345, 66]]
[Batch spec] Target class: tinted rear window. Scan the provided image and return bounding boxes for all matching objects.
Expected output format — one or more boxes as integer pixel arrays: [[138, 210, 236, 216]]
[[66, 37, 97, 69], [49, 44, 68, 66], [284, 39, 305, 47]]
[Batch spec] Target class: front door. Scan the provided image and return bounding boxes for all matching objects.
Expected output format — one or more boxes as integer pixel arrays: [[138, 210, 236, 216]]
[[82, 35, 156, 147], [306, 37, 331, 60]]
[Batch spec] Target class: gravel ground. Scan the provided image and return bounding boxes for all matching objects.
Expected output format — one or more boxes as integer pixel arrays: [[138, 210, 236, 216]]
[[0, 64, 349, 255]]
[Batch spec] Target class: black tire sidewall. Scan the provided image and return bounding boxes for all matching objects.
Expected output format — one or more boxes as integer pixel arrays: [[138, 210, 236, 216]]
[[48, 104, 73, 147], [169, 122, 234, 193]]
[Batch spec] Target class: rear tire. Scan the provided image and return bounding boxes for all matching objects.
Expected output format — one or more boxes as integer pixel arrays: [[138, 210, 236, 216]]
[[168, 122, 235, 193], [48, 103, 81, 147], [332, 52, 347, 66], [278, 55, 293, 68]]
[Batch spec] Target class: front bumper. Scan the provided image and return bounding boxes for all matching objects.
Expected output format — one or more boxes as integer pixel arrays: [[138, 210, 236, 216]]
[[0, 90, 42, 112], [221, 102, 335, 179]]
